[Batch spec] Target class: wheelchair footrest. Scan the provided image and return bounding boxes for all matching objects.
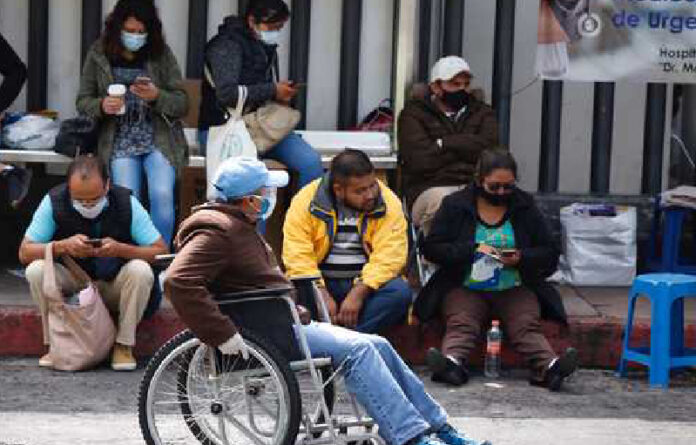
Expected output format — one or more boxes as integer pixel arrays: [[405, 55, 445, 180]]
[[290, 357, 332, 371]]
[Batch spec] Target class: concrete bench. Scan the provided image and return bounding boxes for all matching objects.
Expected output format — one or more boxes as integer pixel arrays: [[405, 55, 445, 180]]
[[0, 128, 397, 169]]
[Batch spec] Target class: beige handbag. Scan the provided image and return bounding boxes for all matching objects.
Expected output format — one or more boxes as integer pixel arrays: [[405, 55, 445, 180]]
[[242, 102, 301, 154], [43, 243, 116, 371], [205, 66, 301, 155]]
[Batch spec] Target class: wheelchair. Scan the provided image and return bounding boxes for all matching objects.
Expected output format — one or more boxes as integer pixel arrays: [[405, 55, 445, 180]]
[[137, 259, 383, 445], [403, 198, 436, 288]]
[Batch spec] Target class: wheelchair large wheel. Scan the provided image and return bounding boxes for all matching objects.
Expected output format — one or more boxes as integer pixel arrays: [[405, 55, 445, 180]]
[[138, 330, 301, 445]]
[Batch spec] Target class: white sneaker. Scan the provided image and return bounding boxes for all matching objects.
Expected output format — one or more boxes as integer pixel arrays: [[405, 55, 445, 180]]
[[38, 353, 53, 368]]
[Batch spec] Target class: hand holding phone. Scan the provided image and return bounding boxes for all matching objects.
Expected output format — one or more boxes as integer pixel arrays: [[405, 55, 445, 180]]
[[499, 248, 518, 258], [130, 76, 159, 102], [134, 76, 152, 86], [477, 244, 502, 261], [86, 238, 103, 248], [498, 248, 521, 266]]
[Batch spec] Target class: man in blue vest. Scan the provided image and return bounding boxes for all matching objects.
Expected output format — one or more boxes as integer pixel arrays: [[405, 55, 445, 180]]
[[19, 155, 168, 371]]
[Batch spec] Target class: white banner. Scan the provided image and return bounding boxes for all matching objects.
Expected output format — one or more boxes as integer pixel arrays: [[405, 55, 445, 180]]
[[537, 0, 696, 82]]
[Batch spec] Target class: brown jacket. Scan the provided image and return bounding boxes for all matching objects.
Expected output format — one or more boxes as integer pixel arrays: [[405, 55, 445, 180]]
[[397, 95, 499, 209], [164, 203, 289, 346]]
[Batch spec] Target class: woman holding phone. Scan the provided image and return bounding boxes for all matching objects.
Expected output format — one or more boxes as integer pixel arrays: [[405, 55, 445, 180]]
[[77, 0, 188, 247], [198, 0, 322, 188], [417, 149, 578, 392]]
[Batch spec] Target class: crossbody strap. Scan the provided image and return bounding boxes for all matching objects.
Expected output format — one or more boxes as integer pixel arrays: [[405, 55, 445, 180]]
[[204, 65, 247, 119], [61, 255, 92, 287]]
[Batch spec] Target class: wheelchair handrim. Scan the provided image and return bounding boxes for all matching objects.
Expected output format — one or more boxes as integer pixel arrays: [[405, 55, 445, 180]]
[[144, 336, 293, 445]]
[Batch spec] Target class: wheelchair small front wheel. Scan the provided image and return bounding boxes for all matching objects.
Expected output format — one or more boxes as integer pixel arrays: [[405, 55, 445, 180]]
[[138, 329, 301, 445]]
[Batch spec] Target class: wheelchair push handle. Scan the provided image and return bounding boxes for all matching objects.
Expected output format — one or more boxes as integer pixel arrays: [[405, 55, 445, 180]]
[[290, 276, 332, 323]]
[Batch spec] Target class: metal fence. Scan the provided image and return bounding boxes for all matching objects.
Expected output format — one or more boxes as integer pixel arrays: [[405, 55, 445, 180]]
[[0, 0, 686, 195]]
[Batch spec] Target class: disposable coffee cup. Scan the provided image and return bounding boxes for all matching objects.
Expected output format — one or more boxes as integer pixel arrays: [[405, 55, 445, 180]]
[[107, 84, 127, 115]]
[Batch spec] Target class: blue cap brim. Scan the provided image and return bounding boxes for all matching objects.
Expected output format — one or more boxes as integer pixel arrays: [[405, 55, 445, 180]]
[[265, 170, 290, 188]]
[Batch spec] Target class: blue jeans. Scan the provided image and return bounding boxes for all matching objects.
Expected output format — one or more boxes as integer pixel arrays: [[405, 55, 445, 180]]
[[198, 130, 323, 188], [110, 150, 175, 246], [298, 322, 447, 445], [325, 278, 412, 334]]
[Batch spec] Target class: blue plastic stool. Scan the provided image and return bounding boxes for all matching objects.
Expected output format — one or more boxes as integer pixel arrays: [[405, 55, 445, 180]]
[[647, 200, 696, 274], [617, 273, 696, 388]]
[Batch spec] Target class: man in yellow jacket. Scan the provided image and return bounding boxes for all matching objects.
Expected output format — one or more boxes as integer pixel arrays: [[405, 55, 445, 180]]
[[283, 149, 411, 333]]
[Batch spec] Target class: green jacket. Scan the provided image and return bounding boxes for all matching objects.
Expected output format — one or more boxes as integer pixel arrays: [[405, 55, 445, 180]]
[[76, 41, 189, 173]]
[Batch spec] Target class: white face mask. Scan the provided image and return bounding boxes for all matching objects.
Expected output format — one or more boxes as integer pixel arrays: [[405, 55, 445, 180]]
[[121, 31, 148, 52], [257, 29, 281, 45], [248, 188, 277, 221], [72, 196, 108, 220]]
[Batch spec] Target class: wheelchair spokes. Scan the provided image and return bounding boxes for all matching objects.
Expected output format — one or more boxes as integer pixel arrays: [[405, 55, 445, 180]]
[[139, 330, 301, 445]]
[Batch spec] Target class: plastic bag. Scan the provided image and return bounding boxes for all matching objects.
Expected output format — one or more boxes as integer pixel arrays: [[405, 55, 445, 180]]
[[662, 186, 696, 210], [3, 115, 60, 150], [552, 204, 637, 286]]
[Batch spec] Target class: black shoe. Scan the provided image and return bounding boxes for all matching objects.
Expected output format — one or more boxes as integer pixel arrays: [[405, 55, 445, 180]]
[[2, 166, 32, 209], [427, 348, 469, 386], [544, 347, 579, 392]]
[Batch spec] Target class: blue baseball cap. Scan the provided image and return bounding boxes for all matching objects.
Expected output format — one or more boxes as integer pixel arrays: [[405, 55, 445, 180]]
[[211, 157, 289, 200]]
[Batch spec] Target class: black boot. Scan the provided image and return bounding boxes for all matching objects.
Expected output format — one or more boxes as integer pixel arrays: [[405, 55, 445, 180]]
[[540, 347, 579, 392], [427, 348, 469, 386]]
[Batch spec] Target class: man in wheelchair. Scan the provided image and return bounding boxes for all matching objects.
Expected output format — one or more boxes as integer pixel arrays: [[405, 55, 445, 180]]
[[164, 157, 491, 445]]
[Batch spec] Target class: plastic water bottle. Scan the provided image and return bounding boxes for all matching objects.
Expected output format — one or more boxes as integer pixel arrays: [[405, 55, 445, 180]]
[[484, 320, 502, 379]]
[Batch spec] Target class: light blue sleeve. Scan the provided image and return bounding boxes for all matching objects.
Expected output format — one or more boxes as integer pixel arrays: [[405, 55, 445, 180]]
[[24, 195, 57, 243], [130, 196, 162, 246]]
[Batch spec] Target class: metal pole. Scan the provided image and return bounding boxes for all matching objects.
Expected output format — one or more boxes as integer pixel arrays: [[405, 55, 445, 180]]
[[338, 0, 362, 129], [492, 0, 516, 146], [642, 83, 667, 195], [81, 0, 102, 66], [417, 0, 433, 82], [590, 82, 615, 194], [28, 0, 48, 111], [392, 0, 417, 148], [289, 0, 312, 129], [442, 0, 463, 56], [538, 80, 563, 193], [238, 0, 250, 16], [187, 0, 209, 79]]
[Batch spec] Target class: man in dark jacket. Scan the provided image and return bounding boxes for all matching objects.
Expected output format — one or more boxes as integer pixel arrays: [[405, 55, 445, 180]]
[[198, 0, 322, 187], [19, 155, 168, 371], [398, 56, 499, 234]]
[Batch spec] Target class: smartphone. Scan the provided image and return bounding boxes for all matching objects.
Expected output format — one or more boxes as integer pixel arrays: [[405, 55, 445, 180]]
[[134, 76, 152, 86], [86, 238, 102, 248], [499, 249, 517, 258], [482, 250, 503, 262], [290, 81, 307, 89]]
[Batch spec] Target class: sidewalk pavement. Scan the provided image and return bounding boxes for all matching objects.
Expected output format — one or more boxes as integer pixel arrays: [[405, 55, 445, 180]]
[[1, 268, 695, 368]]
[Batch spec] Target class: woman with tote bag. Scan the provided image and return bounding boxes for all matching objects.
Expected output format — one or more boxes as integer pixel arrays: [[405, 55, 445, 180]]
[[198, 0, 323, 189]]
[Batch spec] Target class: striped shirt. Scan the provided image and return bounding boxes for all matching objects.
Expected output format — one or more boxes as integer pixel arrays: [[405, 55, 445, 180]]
[[320, 204, 367, 279]]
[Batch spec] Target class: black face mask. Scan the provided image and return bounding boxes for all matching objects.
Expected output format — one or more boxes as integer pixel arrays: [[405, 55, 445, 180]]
[[442, 89, 470, 111], [476, 184, 513, 207]]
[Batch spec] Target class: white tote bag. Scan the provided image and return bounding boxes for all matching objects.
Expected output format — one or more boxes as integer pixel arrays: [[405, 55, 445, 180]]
[[554, 204, 637, 286], [205, 75, 258, 197]]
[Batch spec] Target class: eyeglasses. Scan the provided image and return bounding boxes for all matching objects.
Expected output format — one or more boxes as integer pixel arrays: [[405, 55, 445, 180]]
[[484, 182, 516, 193]]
